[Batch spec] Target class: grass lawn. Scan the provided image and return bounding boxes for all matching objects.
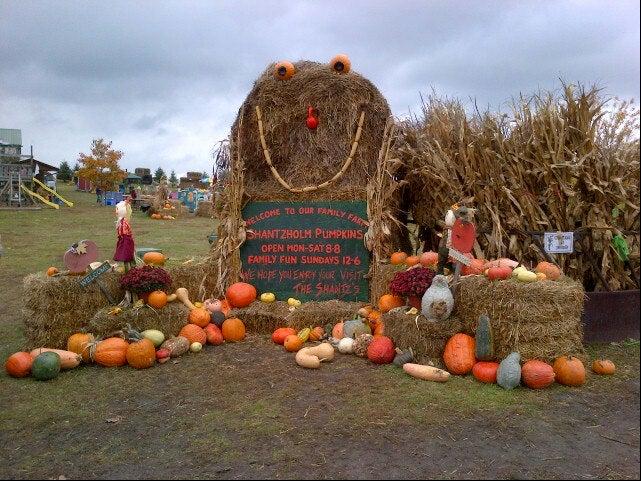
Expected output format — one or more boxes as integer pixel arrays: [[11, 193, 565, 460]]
[[0, 185, 639, 479]]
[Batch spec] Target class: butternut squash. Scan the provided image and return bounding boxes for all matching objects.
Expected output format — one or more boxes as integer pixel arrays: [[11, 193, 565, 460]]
[[167, 293, 177, 302], [402, 363, 450, 382], [295, 343, 335, 369], [174, 287, 196, 310], [29, 348, 81, 370]]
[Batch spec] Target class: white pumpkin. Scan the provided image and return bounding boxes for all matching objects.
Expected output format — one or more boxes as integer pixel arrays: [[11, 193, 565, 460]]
[[338, 338, 355, 354], [190, 342, 203, 353]]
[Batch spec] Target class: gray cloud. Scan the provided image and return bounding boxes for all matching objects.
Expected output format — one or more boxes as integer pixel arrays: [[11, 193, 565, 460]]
[[0, 0, 638, 175]]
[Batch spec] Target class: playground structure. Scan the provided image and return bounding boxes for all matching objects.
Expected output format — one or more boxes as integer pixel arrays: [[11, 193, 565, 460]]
[[0, 161, 73, 210]]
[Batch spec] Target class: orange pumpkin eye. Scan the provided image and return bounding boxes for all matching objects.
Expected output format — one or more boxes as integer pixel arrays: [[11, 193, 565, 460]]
[[330, 54, 351, 74], [274, 61, 295, 80]]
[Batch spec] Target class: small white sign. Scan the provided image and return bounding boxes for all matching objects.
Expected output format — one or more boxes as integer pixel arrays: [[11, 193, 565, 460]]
[[448, 247, 472, 266], [544, 232, 574, 254]]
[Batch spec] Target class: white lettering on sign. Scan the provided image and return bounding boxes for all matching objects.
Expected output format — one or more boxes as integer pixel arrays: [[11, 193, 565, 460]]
[[449, 247, 472, 266], [544, 232, 574, 254]]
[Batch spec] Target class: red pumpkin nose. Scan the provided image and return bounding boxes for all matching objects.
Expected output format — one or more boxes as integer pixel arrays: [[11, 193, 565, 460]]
[[306, 106, 318, 130]]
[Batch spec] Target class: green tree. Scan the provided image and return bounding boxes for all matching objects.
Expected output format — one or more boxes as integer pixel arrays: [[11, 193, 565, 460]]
[[58, 161, 73, 182], [77, 139, 126, 191], [72, 162, 81, 173], [154, 167, 166, 183], [169, 170, 178, 186]]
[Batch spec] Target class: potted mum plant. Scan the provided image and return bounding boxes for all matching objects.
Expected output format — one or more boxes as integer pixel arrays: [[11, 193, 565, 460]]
[[389, 267, 435, 309], [120, 265, 172, 303]]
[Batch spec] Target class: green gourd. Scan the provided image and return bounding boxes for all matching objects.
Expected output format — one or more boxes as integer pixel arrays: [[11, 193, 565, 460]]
[[31, 352, 61, 381], [475, 314, 494, 361], [497, 352, 521, 390], [342, 319, 371, 339]]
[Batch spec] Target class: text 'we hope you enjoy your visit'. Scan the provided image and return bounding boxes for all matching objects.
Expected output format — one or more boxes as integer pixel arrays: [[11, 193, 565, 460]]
[[240, 201, 370, 301]]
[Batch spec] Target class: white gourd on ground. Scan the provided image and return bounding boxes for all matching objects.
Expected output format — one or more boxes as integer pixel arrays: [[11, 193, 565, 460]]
[[497, 352, 522, 389]]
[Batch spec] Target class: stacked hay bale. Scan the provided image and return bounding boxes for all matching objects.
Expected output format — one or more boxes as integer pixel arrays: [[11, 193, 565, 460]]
[[384, 275, 585, 365], [395, 85, 640, 291], [21, 259, 218, 349], [195, 200, 213, 218], [211, 59, 408, 296]]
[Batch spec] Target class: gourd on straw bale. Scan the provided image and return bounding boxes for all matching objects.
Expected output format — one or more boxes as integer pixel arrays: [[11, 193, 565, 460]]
[[88, 304, 189, 341], [385, 275, 585, 365], [395, 84, 640, 291], [212, 60, 410, 294]]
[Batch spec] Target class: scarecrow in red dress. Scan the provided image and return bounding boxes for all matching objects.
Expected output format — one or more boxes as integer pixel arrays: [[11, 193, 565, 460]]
[[114, 199, 135, 305]]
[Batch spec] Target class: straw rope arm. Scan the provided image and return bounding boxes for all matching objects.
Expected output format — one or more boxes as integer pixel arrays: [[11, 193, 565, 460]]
[[255, 105, 365, 193]]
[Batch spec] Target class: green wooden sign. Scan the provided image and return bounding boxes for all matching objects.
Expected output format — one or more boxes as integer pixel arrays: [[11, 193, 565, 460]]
[[240, 201, 370, 302], [79, 261, 112, 288]]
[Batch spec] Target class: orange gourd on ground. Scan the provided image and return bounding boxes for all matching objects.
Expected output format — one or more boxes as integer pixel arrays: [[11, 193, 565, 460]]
[[592, 359, 616, 375], [472, 361, 499, 383], [553, 356, 586, 386], [93, 338, 129, 367], [521, 360, 555, 389], [204, 324, 224, 346], [147, 290, 168, 309], [225, 283, 257, 308], [5, 352, 33, 378], [189, 307, 211, 328], [390, 252, 408, 265], [443, 333, 476, 375], [221, 318, 246, 342], [405, 255, 420, 267], [67, 332, 95, 362], [126, 338, 156, 369], [179, 324, 207, 345], [332, 322, 344, 340], [284, 334, 304, 352], [378, 294, 404, 313], [535, 261, 561, 280], [272, 327, 297, 345], [309, 326, 325, 342]]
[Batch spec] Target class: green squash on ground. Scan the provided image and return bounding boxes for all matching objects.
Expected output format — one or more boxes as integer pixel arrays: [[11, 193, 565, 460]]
[[31, 352, 61, 381], [141, 329, 165, 347], [475, 314, 494, 361], [497, 352, 521, 390]]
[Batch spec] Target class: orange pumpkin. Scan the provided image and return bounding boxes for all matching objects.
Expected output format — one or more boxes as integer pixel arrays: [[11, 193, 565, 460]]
[[329, 54, 351, 74], [93, 337, 129, 367], [142, 251, 166, 266], [274, 61, 295, 80], [67, 332, 95, 363], [225, 282, 257, 308], [553, 356, 586, 387], [462, 258, 485, 276], [443, 333, 476, 375], [472, 361, 499, 383], [189, 307, 211, 328], [332, 322, 344, 340], [204, 324, 224, 346], [390, 252, 408, 265], [5, 352, 33, 378], [378, 294, 404, 313], [284, 334, 304, 352], [221, 318, 246, 342], [486, 266, 512, 281], [308, 326, 325, 342], [535, 261, 561, 280], [419, 251, 439, 268], [126, 338, 156, 369], [405, 255, 420, 267], [46, 267, 59, 277], [521, 360, 555, 389], [179, 324, 207, 345], [147, 290, 168, 309], [592, 359, 616, 375], [272, 327, 297, 345]]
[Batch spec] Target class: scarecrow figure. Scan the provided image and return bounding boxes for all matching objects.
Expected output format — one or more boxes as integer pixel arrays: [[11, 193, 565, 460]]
[[114, 199, 135, 305]]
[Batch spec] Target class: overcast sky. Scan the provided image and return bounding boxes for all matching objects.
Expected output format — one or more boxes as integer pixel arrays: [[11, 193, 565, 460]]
[[1, 1, 639, 176]]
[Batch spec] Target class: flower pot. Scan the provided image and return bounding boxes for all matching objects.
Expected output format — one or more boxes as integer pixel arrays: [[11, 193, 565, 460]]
[[407, 295, 422, 309]]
